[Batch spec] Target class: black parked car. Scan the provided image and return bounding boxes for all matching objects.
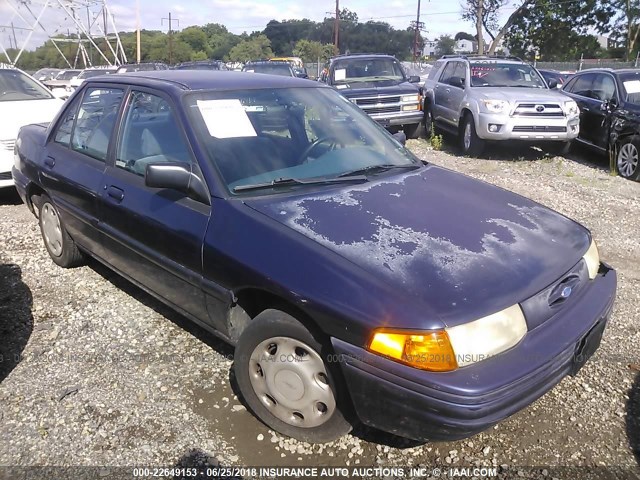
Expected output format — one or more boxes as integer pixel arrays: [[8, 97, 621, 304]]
[[562, 68, 640, 180], [174, 60, 227, 71], [242, 60, 295, 77], [13, 71, 615, 444], [116, 62, 168, 73]]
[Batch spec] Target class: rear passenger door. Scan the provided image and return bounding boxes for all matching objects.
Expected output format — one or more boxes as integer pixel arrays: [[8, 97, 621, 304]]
[[99, 88, 211, 322], [42, 85, 125, 256]]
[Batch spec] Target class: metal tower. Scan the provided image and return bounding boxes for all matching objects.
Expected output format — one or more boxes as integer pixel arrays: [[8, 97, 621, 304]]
[[0, 0, 127, 67]]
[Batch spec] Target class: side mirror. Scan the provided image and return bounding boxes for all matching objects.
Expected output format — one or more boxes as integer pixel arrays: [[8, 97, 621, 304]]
[[392, 131, 407, 146], [145, 162, 210, 205], [408, 75, 420, 83], [548, 78, 558, 89]]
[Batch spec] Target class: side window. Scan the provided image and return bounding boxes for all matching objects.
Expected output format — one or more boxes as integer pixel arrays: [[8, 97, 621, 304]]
[[567, 73, 595, 98], [428, 61, 444, 80], [453, 62, 467, 87], [71, 87, 124, 161], [54, 97, 81, 146], [592, 74, 617, 102], [116, 91, 192, 177], [439, 62, 456, 84]]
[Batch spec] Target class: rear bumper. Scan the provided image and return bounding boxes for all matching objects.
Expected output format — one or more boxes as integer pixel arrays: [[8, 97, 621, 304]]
[[12, 166, 30, 207], [372, 111, 423, 128], [333, 265, 616, 441]]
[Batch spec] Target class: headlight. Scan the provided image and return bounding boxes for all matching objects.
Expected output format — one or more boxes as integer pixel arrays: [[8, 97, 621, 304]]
[[564, 100, 579, 116], [481, 99, 509, 113], [583, 238, 599, 280], [368, 304, 527, 371], [401, 94, 419, 103]]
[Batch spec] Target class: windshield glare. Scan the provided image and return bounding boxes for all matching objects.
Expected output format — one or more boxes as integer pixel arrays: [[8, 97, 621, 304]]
[[185, 87, 420, 193], [245, 65, 293, 76], [332, 58, 405, 84], [470, 62, 546, 88], [0, 70, 53, 101]]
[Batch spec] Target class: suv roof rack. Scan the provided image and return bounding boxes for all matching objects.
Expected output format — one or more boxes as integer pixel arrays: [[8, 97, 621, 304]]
[[440, 54, 524, 62], [331, 53, 393, 59]]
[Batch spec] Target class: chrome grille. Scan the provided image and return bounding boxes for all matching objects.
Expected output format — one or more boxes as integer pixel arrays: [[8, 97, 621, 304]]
[[0, 172, 12, 180], [355, 95, 401, 106], [1, 139, 16, 151], [512, 103, 564, 117], [365, 105, 402, 114], [512, 126, 567, 133]]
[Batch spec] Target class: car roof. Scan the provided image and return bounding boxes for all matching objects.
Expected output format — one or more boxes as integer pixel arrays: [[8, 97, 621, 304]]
[[573, 68, 639, 75], [331, 54, 396, 61], [89, 70, 318, 90]]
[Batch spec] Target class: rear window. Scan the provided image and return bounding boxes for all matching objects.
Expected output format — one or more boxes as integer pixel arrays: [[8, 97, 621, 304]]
[[0, 70, 53, 101]]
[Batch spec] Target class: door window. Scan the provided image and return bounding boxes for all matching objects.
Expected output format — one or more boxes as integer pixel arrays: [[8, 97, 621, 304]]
[[116, 91, 193, 176], [53, 96, 81, 146], [591, 74, 617, 102], [439, 62, 457, 85], [70, 87, 125, 161], [566, 73, 596, 98]]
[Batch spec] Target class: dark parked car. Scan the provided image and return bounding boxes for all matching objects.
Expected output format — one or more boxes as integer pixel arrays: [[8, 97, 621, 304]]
[[318, 54, 424, 139], [116, 62, 168, 73], [174, 60, 227, 71], [562, 68, 640, 180], [13, 71, 616, 443], [538, 69, 569, 89], [242, 60, 295, 77]]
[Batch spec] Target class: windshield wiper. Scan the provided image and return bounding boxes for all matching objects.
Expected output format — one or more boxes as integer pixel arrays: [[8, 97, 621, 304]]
[[338, 164, 420, 178], [233, 175, 368, 193]]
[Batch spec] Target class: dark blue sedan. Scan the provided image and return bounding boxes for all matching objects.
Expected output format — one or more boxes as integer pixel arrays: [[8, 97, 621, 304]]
[[12, 71, 616, 443]]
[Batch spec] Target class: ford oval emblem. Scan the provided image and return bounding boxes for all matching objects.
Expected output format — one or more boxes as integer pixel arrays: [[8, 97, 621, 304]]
[[561, 286, 573, 298], [535, 105, 545, 112]]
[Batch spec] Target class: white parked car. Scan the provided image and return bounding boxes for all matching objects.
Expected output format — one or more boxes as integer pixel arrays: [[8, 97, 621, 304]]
[[0, 67, 63, 188], [69, 67, 118, 90]]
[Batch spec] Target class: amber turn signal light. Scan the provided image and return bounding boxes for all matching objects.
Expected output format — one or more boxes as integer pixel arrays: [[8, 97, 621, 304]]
[[368, 329, 458, 372]]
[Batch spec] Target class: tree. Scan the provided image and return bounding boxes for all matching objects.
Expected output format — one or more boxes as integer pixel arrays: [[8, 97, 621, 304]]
[[228, 34, 273, 62], [462, 0, 506, 53], [179, 26, 209, 54], [608, 0, 640, 60], [455, 32, 476, 42], [436, 35, 456, 56]]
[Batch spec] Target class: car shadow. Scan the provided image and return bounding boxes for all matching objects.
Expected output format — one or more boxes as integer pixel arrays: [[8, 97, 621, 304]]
[[86, 258, 235, 360], [626, 370, 640, 465], [0, 188, 22, 206], [173, 448, 243, 479], [0, 263, 34, 383]]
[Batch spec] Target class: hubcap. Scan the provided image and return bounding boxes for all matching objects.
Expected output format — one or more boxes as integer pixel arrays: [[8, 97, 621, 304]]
[[41, 203, 63, 256], [618, 143, 639, 178], [248, 337, 336, 428], [464, 122, 472, 150]]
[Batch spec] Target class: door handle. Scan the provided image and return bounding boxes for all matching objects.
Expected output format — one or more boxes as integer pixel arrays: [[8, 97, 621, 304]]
[[44, 156, 55, 168], [445, 88, 451, 93], [106, 185, 124, 202], [582, 107, 590, 112]]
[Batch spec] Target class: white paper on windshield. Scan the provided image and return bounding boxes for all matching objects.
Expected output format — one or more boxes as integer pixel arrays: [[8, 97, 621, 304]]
[[336, 84, 348, 89], [197, 99, 257, 138], [624, 80, 640, 94], [334, 68, 346, 81]]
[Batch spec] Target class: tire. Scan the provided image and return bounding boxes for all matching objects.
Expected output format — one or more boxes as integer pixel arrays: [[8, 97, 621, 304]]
[[38, 194, 84, 268], [403, 122, 424, 140], [616, 136, 640, 181], [234, 309, 352, 443], [460, 113, 485, 156], [423, 104, 433, 140]]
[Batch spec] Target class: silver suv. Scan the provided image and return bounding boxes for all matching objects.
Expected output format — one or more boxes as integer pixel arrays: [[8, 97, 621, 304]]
[[422, 56, 580, 155]]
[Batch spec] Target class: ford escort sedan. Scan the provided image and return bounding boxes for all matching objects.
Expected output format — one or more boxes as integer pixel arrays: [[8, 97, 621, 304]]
[[13, 71, 616, 443]]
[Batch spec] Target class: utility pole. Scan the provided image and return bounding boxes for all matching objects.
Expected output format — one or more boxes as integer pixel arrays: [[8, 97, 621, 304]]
[[411, 0, 424, 61], [136, 0, 141, 63], [333, 0, 339, 54], [10, 22, 17, 53], [162, 12, 179, 65]]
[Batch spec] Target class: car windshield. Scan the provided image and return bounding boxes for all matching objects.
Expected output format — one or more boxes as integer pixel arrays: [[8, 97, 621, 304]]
[[470, 62, 546, 88], [332, 58, 405, 84], [0, 70, 53, 101], [78, 69, 114, 79], [245, 64, 293, 76], [620, 72, 640, 104], [117, 64, 157, 73], [185, 87, 421, 194], [56, 70, 80, 80]]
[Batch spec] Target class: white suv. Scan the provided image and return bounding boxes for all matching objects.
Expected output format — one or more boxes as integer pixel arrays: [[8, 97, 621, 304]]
[[422, 56, 580, 155]]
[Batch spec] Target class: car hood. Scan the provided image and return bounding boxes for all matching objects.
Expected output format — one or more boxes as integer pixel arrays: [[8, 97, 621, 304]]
[[335, 81, 418, 96], [0, 97, 63, 141], [245, 165, 591, 328], [473, 87, 570, 103]]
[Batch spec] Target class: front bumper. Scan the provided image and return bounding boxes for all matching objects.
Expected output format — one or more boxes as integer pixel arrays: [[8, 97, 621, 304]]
[[333, 264, 616, 441], [372, 111, 423, 128], [476, 112, 579, 141], [0, 147, 15, 188]]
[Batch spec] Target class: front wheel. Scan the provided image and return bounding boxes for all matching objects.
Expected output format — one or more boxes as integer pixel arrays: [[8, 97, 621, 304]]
[[403, 122, 424, 140], [234, 309, 352, 443], [616, 136, 640, 181], [460, 114, 485, 156], [423, 105, 433, 140]]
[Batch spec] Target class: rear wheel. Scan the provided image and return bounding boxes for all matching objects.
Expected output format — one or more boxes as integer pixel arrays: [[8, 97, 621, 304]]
[[616, 137, 640, 181], [234, 309, 352, 443], [38, 194, 84, 267], [460, 113, 485, 156], [423, 105, 433, 140]]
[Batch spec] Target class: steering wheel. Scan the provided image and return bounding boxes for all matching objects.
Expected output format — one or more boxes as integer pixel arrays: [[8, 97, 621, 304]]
[[298, 136, 342, 163]]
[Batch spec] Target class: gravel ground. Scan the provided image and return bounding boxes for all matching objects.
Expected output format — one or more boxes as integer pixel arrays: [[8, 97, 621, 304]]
[[0, 139, 639, 479]]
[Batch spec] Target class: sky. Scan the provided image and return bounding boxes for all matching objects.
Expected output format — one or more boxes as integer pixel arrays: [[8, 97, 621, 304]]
[[0, 0, 511, 54]]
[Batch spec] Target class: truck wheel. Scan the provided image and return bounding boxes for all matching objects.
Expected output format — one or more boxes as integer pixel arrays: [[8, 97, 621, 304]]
[[403, 122, 424, 140], [460, 113, 485, 156], [423, 105, 433, 140], [234, 309, 352, 443], [38, 194, 84, 268], [616, 136, 640, 181]]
